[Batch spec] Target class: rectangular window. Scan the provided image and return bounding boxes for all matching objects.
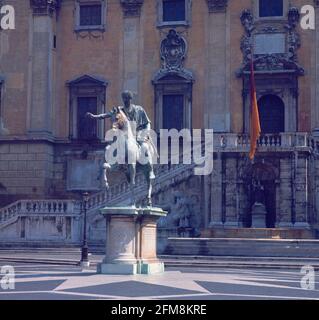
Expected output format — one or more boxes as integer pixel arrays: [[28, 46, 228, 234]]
[[79, 4, 102, 26], [259, 0, 283, 18], [163, 0, 186, 22], [77, 97, 98, 140], [163, 94, 184, 130]]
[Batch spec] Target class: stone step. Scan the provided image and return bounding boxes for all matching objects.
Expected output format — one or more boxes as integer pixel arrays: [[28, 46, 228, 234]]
[[165, 238, 319, 258], [201, 228, 315, 239], [159, 254, 319, 263]]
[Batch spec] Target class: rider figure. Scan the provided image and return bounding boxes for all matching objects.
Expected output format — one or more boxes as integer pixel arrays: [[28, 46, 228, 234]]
[[86, 90, 155, 179]]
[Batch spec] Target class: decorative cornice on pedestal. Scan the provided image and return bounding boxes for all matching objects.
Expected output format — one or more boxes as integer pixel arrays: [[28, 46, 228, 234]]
[[206, 0, 228, 13], [120, 0, 144, 18], [30, 0, 60, 16]]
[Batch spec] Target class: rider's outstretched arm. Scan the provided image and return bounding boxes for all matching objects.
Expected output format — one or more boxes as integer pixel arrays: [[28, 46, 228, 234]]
[[86, 110, 114, 120]]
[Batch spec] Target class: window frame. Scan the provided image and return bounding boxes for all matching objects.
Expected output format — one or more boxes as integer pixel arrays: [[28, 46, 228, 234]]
[[154, 81, 193, 131], [75, 0, 106, 32], [157, 0, 192, 28], [67, 76, 107, 142]]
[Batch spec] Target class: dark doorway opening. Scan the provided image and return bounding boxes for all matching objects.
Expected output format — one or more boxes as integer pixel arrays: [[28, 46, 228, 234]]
[[258, 95, 285, 134], [245, 163, 277, 228]]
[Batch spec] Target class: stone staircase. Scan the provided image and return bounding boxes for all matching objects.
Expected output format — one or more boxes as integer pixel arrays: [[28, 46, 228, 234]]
[[0, 161, 197, 232], [85, 162, 197, 213]]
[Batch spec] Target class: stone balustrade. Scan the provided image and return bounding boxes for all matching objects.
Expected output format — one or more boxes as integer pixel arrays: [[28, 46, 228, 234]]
[[215, 132, 310, 150], [0, 199, 80, 228]]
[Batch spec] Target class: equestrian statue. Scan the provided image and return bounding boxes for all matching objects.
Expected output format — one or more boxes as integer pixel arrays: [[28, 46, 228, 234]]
[[86, 90, 157, 206]]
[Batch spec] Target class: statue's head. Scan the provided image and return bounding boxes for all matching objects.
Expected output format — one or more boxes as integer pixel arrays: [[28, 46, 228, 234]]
[[121, 90, 133, 108]]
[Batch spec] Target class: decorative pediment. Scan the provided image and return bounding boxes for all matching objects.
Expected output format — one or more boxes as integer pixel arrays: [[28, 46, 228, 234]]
[[30, 0, 61, 16], [120, 0, 144, 17], [206, 0, 228, 13], [66, 74, 108, 87], [236, 7, 304, 77], [152, 69, 194, 84]]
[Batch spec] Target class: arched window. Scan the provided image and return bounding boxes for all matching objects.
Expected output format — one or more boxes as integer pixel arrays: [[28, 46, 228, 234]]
[[258, 95, 285, 134]]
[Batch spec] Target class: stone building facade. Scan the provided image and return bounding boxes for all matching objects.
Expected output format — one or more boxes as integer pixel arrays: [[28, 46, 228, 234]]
[[0, 0, 319, 247]]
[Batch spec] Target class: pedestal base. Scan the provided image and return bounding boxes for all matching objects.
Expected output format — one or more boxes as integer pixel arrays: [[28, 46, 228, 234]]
[[80, 261, 90, 268], [97, 206, 167, 275], [97, 263, 138, 275], [139, 261, 165, 275]]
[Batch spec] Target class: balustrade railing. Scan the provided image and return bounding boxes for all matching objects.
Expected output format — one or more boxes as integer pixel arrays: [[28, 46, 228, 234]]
[[217, 132, 309, 149], [0, 199, 80, 227]]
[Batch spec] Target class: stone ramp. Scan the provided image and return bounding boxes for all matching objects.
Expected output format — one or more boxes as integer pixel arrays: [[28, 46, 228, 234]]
[[165, 238, 319, 258]]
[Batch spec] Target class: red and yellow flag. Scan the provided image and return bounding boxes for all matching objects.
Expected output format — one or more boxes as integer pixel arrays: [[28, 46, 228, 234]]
[[249, 58, 261, 160]]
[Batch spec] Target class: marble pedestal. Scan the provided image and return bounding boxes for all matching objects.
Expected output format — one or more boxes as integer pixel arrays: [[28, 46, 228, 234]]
[[97, 206, 167, 275]]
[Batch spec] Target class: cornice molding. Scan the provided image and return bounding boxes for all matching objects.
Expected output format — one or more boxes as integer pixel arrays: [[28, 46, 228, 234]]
[[206, 0, 228, 13], [30, 0, 60, 16]]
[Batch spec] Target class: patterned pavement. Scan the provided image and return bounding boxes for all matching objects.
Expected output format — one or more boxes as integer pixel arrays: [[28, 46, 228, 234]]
[[0, 263, 318, 300]]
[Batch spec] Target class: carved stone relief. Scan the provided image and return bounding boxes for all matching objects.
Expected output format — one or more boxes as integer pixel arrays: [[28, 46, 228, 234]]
[[237, 7, 304, 76]]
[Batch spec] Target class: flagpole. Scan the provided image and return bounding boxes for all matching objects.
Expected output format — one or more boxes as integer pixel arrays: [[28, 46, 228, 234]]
[[248, 46, 261, 161]]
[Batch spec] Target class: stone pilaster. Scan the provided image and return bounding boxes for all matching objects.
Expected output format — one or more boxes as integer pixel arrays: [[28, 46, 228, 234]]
[[312, 1, 319, 135], [120, 1, 144, 99], [277, 158, 293, 227], [205, 0, 229, 132], [209, 153, 224, 227], [28, 0, 58, 136], [294, 155, 310, 227], [223, 157, 238, 226], [314, 155, 319, 225]]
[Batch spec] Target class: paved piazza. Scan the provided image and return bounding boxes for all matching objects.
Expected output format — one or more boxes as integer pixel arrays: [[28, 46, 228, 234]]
[[0, 263, 318, 300]]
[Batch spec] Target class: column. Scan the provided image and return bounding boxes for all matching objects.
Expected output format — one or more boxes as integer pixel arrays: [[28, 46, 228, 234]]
[[205, 0, 229, 131], [28, 0, 57, 137], [120, 0, 144, 99]]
